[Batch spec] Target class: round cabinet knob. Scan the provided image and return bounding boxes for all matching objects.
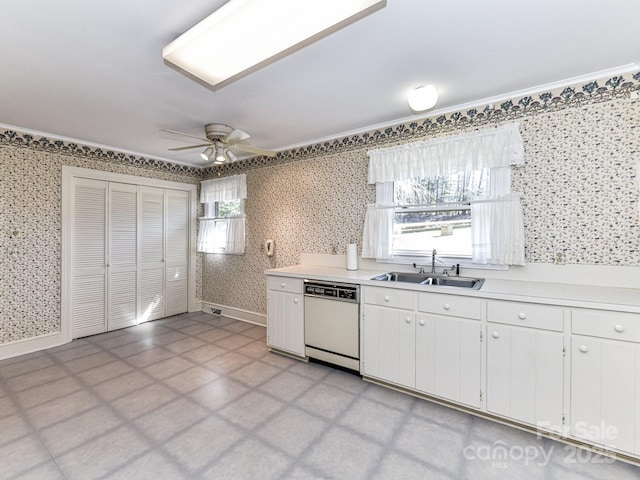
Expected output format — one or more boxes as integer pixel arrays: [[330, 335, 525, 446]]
[[518, 313, 526, 320], [281, 283, 286, 288], [579, 345, 589, 353], [384, 296, 390, 302], [443, 304, 451, 311], [419, 319, 425, 326], [491, 331, 500, 339], [293, 298, 299, 304], [614, 324, 625, 333], [405, 317, 411, 323]]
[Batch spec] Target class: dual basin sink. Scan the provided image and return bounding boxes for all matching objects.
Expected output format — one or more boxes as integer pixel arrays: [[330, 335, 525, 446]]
[[371, 271, 484, 290]]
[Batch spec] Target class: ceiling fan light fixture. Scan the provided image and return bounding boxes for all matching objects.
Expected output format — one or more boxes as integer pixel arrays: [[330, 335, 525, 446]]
[[215, 145, 226, 163], [407, 85, 438, 112], [225, 150, 238, 162], [162, 0, 386, 91], [200, 146, 214, 161]]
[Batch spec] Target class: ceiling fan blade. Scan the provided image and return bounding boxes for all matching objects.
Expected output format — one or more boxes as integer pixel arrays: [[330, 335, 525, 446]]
[[160, 128, 211, 143], [223, 128, 251, 144], [232, 144, 277, 157], [168, 143, 212, 151]]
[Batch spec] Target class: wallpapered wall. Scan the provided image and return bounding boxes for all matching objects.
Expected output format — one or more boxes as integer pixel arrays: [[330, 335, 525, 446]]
[[0, 145, 201, 344], [202, 80, 640, 317]]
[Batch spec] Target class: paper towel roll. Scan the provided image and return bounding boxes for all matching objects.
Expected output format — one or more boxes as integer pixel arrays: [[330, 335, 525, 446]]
[[347, 243, 358, 271]]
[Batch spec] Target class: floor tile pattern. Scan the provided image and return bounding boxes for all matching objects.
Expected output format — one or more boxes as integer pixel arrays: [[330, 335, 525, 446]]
[[1, 312, 639, 479]]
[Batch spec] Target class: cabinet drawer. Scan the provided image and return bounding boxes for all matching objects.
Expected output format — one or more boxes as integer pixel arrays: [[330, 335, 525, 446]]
[[487, 301, 563, 332], [572, 309, 640, 343], [267, 276, 303, 294], [418, 293, 481, 320], [363, 286, 415, 310]]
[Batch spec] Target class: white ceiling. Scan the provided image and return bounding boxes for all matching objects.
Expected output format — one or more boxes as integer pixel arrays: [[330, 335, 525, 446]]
[[1, 0, 639, 167]]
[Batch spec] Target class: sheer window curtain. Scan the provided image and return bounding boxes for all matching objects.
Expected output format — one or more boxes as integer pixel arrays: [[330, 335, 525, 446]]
[[198, 174, 247, 255], [363, 123, 525, 265]]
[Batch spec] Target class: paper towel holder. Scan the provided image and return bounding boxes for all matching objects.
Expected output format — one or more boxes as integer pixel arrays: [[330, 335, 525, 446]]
[[346, 243, 358, 271]]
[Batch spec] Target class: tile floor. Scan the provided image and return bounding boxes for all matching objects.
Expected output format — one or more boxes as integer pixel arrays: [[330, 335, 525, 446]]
[[1, 312, 639, 479]]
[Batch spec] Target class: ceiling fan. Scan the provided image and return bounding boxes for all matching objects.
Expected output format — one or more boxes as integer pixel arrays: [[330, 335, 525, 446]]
[[161, 123, 277, 163]]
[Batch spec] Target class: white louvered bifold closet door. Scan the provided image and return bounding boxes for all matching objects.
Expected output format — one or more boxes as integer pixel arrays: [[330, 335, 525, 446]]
[[107, 182, 138, 331], [139, 186, 166, 323], [72, 178, 107, 338], [165, 189, 189, 316]]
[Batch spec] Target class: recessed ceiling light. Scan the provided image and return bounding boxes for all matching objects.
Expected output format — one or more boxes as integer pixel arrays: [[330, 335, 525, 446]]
[[407, 85, 438, 112], [163, 0, 386, 91]]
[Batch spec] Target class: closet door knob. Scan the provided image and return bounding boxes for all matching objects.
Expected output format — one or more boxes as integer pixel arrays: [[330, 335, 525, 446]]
[[614, 324, 625, 333], [518, 313, 526, 320], [293, 298, 299, 304], [281, 283, 286, 288], [384, 296, 390, 302], [579, 345, 589, 353], [492, 331, 500, 339], [443, 304, 451, 311], [419, 319, 425, 326], [405, 317, 411, 323]]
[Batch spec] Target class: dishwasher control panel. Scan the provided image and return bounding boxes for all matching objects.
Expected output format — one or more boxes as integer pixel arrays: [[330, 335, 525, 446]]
[[304, 280, 359, 303]]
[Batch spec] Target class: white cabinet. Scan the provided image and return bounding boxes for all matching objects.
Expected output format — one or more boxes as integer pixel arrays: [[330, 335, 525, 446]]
[[266, 276, 305, 357], [361, 287, 481, 405], [362, 303, 416, 388], [486, 300, 564, 431], [416, 293, 482, 408], [362, 287, 416, 387], [570, 309, 640, 455]]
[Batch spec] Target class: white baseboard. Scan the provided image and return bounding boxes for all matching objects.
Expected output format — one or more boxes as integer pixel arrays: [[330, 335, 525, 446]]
[[0, 331, 68, 361], [201, 302, 266, 326]]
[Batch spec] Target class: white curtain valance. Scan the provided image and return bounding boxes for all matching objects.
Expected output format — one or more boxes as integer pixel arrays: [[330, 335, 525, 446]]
[[367, 123, 524, 184], [200, 174, 247, 203]]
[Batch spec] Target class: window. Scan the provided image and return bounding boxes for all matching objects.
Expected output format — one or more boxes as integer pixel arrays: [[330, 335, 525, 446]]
[[198, 174, 247, 254], [201, 200, 245, 253], [362, 123, 525, 265], [392, 169, 488, 257]]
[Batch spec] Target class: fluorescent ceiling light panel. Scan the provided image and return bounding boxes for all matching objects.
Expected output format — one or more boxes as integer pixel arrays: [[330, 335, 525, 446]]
[[163, 0, 386, 90]]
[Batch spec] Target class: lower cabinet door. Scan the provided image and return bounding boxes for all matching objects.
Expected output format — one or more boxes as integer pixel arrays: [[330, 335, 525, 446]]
[[267, 290, 304, 356], [571, 335, 640, 455], [362, 305, 415, 388], [486, 323, 564, 430], [416, 314, 481, 408]]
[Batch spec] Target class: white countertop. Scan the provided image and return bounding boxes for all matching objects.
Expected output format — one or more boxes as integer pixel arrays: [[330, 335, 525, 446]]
[[266, 264, 640, 312]]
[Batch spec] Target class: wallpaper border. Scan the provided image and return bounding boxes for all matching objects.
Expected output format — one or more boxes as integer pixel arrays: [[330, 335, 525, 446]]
[[0, 131, 202, 178], [2, 72, 639, 179], [204, 71, 640, 177]]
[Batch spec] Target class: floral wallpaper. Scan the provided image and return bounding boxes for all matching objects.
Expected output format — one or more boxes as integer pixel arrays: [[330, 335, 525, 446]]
[[1, 71, 639, 341], [0, 144, 200, 344]]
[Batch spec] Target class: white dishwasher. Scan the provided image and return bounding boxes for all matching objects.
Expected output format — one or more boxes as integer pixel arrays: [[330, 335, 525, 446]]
[[304, 280, 360, 372]]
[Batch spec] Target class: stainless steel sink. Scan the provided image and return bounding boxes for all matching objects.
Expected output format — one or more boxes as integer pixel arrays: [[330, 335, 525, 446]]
[[371, 272, 484, 290], [370, 272, 430, 284]]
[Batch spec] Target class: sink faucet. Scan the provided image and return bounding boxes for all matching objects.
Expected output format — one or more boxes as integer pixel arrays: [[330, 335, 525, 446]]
[[431, 249, 437, 274]]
